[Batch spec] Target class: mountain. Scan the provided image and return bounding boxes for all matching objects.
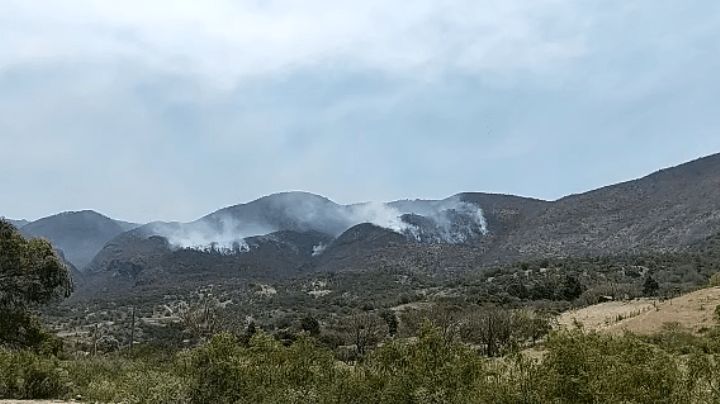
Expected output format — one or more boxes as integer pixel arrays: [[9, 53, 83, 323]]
[[73, 152, 720, 294], [55, 248, 85, 289], [79, 192, 498, 292], [20, 210, 139, 270], [486, 153, 720, 263], [84, 191, 494, 269], [0, 218, 29, 229], [81, 230, 332, 296], [313, 194, 549, 273]]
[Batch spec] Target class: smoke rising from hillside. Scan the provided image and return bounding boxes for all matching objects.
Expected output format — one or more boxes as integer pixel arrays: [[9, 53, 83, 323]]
[[391, 197, 489, 243], [148, 219, 267, 254], [147, 195, 489, 253], [347, 202, 414, 234]]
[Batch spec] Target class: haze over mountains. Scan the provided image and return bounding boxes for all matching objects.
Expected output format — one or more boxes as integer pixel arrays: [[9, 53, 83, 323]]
[[4, 153, 720, 295], [17, 211, 138, 270]]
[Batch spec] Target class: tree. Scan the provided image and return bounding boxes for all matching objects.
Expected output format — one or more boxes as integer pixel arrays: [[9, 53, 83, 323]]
[[462, 308, 513, 357], [342, 313, 387, 357], [300, 316, 320, 336], [708, 272, 720, 287], [643, 275, 660, 296], [178, 296, 223, 342], [560, 274, 585, 301], [0, 220, 73, 349], [380, 310, 399, 337]]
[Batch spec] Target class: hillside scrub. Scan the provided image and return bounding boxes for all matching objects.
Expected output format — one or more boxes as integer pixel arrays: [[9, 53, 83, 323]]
[[3, 326, 720, 403]]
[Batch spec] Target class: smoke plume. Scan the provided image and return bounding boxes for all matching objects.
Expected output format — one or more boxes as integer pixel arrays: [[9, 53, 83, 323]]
[[144, 193, 489, 253]]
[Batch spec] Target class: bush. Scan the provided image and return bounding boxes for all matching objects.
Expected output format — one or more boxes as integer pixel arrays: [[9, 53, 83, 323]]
[[541, 330, 686, 403], [0, 350, 69, 399], [61, 349, 190, 403], [185, 332, 344, 403], [709, 272, 720, 287], [365, 322, 489, 402], [12, 324, 720, 402]]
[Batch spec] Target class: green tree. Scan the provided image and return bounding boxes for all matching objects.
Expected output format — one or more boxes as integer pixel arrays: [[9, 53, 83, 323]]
[[380, 310, 398, 337], [643, 275, 660, 296], [300, 316, 320, 336], [0, 220, 73, 350], [560, 274, 585, 301]]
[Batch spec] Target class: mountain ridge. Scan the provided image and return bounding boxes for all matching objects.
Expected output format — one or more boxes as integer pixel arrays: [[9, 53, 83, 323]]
[[19, 210, 139, 270], [6, 152, 720, 295]]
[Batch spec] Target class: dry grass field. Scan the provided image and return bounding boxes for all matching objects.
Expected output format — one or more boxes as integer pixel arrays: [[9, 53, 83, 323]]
[[558, 287, 720, 335]]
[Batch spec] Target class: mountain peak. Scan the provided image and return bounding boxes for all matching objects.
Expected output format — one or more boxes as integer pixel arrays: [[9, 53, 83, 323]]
[[20, 210, 140, 270]]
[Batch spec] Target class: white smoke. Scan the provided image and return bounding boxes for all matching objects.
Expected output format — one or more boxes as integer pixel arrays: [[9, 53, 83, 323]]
[[148, 218, 269, 254], [346, 202, 414, 234], [311, 243, 327, 256], [348, 196, 489, 243], [144, 195, 489, 253]]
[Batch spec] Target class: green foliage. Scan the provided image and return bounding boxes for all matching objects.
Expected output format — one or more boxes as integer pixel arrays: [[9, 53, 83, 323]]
[[381, 309, 399, 337], [644, 275, 660, 296], [184, 332, 344, 403], [640, 324, 717, 355], [0, 349, 70, 399], [542, 330, 686, 403], [300, 315, 321, 336], [12, 324, 720, 402], [63, 352, 189, 403], [0, 220, 72, 350], [365, 322, 488, 402], [710, 272, 720, 287], [0, 310, 63, 354], [0, 220, 73, 310]]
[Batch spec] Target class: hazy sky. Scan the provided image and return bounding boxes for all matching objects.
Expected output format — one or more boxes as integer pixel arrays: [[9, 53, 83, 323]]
[[1, 0, 719, 223]]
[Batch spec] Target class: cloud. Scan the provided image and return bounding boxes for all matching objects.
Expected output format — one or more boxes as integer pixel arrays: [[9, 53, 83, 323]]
[[0, 0, 588, 86], [1, 0, 719, 224]]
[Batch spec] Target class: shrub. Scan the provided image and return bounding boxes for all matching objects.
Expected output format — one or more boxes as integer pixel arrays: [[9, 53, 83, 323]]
[[0, 350, 69, 399], [541, 330, 686, 403], [62, 348, 190, 403], [709, 272, 720, 287], [184, 332, 343, 403]]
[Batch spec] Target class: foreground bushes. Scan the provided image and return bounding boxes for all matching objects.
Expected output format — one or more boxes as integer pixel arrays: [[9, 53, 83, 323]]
[[0, 349, 69, 399], [2, 327, 720, 403]]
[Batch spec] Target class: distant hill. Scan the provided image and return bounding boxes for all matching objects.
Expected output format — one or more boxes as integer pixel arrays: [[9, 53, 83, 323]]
[[0, 218, 29, 229], [20, 210, 138, 270], [41, 152, 720, 295], [79, 191, 494, 294], [81, 230, 332, 296], [487, 153, 720, 262]]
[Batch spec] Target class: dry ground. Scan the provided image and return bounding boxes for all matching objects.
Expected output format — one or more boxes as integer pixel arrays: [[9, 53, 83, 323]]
[[558, 286, 720, 335]]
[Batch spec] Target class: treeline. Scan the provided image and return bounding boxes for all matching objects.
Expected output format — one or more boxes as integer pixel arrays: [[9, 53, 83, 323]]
[[4, 324, 720, 403], [165, 300, 553, 360]]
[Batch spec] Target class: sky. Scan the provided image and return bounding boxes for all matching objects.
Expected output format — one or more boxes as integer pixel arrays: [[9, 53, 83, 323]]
[[1, 0, 719, 223]]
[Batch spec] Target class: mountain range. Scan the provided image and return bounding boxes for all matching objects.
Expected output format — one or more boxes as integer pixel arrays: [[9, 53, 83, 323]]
[[3, 153, 720, 295]]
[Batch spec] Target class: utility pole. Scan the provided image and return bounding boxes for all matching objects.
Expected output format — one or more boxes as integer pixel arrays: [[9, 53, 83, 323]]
[[129, 306, 136, 352]]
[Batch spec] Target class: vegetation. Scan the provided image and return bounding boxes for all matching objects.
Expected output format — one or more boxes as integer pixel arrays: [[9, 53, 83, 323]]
[[0, 220, 72, 352], [5, 221, 720, 402], [4, 325, 720, 402]]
